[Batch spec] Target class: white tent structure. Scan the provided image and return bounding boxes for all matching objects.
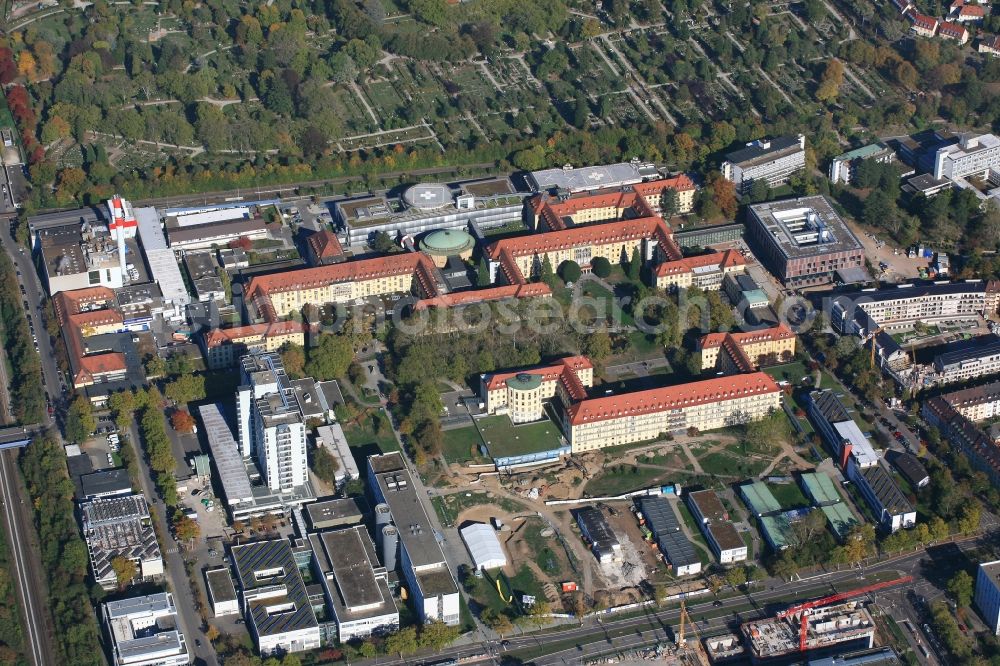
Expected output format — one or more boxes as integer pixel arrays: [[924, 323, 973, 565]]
[[460, 523, 507, 571]]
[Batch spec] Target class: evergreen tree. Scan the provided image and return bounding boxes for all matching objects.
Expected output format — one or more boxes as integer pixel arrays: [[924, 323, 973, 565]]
[[477, 258, 491, 287], [626, 247, 642, 281], [540, 255, 557, 287]]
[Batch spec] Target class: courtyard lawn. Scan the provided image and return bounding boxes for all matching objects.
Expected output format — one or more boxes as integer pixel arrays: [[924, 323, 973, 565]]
[[585, 463, 665, 497], [431, 492, 526, 528], [338, 408, 400, 456], [441, 425, 486, 464], [699, 450, 769, 478], [476, 415, 564, 459], [763, 361, 808, 385]]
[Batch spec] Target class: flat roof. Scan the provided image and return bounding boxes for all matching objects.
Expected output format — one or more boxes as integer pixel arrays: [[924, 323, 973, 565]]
[[167, 217, 267, 244], [748, 196, 863, 260], [527, 161, 660, 193], [367, 453, 451, 571], [206, 568, 237, 604], [707, 521, 745, 551], [232, 539, 318, 637], [688, 489, 727, 522], [575, 506, 620, 553], [317, 528, 386, 609], [305, 496, 369, 528], [833, 143, 892, 162], [834, 420, 879, 467], [725, 135, 803, 167], [136, 207, 190, 307], [104, 592, 185, 663], [885, 450, 929, 487]]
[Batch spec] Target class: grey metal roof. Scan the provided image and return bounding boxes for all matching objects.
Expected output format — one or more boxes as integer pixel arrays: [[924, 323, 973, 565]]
[[638, 496, 698, 567], [232, 539, 318, 637], [860, 463, 913, 517], [574, 506, 620, 554], [80, 468, 132, 498], [885, 450, 929, 488], [198, 403, 253, 504]]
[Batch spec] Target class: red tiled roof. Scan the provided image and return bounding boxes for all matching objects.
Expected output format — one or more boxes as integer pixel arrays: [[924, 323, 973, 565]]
[[654, 250, 745, 277], [203, 321, 306, 348], [307, 230, 344, 260], [939, 20, 968, 37], [911, 12, 939, 30], [484, 356, 593, 393], [699, 323, 795, 350], [53, 286, 117, 325], [487, 217, 673, 261], [413, 283, 551, 310], [566, 372, 779, 425], [632, 174, 696, 198], [959, 4, 986, 16], [75, 352, 127, 385]]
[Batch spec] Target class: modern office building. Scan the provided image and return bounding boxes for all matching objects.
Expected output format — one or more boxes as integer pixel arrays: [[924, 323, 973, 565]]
[[829, 143, 896, 185], [232, 539, 321, 656], [933, 133, 1000, 180], [686, 490, 748, 564], [309, 526, 399, 642], [480, 356, 594, 423], [237, 353, 309, 491], [698, 324, 796, 373], [205, 568, 240, 617], [314, 424, 360, 489], [653, 249, 746, 291], [575, 507, 622, 563], [334, 179, 526, 247], [746, 196, 864, 287], [976, 559, 1000, 634], [79, 468, 133, 500], [367, 453, 460, 625], [81, 494, 163, 591], [566, 372, 781, 452], [102, 593, 189, 666], [638, 496, 701, 576], [933, 335, 1000, 384], [721, 135, 806, 194]]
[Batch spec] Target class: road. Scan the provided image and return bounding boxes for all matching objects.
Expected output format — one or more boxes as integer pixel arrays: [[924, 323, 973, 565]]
[[0, 226, 64, 422], [126, 420, 219, 666], [0, 449, 55, 666]]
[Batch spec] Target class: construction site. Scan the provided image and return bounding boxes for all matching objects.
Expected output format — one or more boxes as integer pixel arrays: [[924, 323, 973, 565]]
[[738, 578, 910, 664]]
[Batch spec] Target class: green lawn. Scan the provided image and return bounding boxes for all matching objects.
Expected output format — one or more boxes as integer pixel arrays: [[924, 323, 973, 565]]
[[763, 361, 808, 384], [476, 415, 564, 458], [699, 450, 769, 478], [441, 425, 486, 464], [465, 564, 546, 618], [338, 408, 400, 456], [767, 481, 811, 510], [585, 464, 665, 497]]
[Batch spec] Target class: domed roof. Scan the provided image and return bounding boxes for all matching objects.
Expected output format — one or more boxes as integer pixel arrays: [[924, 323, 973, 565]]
[[419, 229, 475, 256], [402, 183, 452, 210]]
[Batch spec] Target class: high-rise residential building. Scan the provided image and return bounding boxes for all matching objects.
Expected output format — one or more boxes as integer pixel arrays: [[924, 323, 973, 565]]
[[977, 560, 1000, 634], [721, 135, 806, 194], [237, 353, 308, 491]]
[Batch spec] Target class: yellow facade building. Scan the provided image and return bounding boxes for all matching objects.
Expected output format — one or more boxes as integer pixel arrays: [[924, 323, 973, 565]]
[[566, 372, 781, 452], [699, 324, 797, 373], [481, 356, 594, 423], [202, 321, 307, 369], [654, 250, 747, 291]]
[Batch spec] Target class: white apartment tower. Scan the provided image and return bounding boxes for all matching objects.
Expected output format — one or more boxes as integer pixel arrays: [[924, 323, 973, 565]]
[[237, 353, 308, 491]]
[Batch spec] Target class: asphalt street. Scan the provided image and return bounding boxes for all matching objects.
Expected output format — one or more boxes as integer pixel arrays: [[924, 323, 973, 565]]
[[0, 449, 55, 666], [126, 420, 220, 666]]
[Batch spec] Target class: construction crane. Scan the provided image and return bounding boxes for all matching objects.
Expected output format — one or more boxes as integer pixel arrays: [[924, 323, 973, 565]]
[[676, 598, 710, 666], [776, 576, 913, 652], [866, 326, 885, 368]]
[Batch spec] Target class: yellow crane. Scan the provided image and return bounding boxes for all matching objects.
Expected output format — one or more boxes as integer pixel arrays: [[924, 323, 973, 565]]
[[676, 598, 710, 666], [868, 326, 885, 368]]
